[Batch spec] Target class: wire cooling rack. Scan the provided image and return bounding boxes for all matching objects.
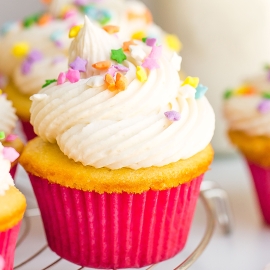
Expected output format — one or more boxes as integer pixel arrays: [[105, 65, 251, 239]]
[[13, 179, 233, 270]]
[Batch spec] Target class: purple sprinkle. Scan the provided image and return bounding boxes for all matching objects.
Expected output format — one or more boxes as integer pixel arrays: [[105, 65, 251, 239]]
[[257, 100, 270, 114], [107, 66, 116, 77], [146, 38, 157, 47], [149, 45, 162, 59], [113, 64, 129, 73], [52, 56, 66, 64], [28, 50, 43, 63], [54, 40, 64, 48], [21, 60, 32, 75], [164, 110, 181, 121], [69, 56, 88, 72]]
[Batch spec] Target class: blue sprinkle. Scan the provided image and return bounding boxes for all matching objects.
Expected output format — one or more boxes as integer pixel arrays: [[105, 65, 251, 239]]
[[0, 22, 16, 36], [50, 30, 64, 41], [195, 84, 208, 99]]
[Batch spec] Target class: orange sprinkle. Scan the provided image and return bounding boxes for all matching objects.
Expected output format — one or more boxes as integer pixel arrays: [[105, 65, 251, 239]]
[[144, 9, 153, 24], [105, 74, 116, 91], [38, 13, 52, 26], [115, 73, 128, 91], [92, 61, 111, 70], [41, 0, 52, 4], [127, 9, 153, 24], [102, 25, 120, 34], [122, 40, 136, 52]]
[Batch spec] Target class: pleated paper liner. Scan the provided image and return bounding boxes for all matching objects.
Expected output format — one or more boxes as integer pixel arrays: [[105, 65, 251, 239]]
[[29, 174, 203, 269], [0, 222, 21, 270], [20, 120, 36, 141]]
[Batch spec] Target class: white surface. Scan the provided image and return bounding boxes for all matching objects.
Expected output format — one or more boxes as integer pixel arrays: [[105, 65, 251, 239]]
[[14, 154, 270, 270]]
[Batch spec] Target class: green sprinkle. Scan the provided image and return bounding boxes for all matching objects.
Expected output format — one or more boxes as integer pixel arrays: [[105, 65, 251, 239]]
[[142, 37, 147, 43], [23, 14, 39, 28], [224, 89, 234, 99], [0, 131, 5, 140], [262, 92, 270, 99], [111, 48, 127, 64], [42, 79, 57, 88]]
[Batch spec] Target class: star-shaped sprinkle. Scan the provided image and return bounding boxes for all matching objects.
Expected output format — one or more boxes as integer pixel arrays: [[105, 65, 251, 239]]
[[69, 56, 87, 72], [105, 73, 115, 91], [164, 111, 181, 121], [102, 25, 120, 34], [262, 92, 270, 99], [223, 89, 234, 99], [165, 34, 182, 52], [122, 40, 136, 52], [146, 38, 157, 47], [195, 84, 208, 99], [111, 48, 127, 64], [3, 147, 19, 162], [132, 30, 146, 40], [182, 77, 199, 88], [142, 37, 147, 43], [66, 69, 80, 83], [142, 57, 159, 70], [257, 100, 270, 114], [57, 72, 66, 85], [136, 66, 147, 82], [0, 131, 5, 140], [92, 60, 111, 71], [5, 134, 18, 142], [113, 64, 129, 73], [42, 79, 57, 88], [12, 42, 30, 57], [69, 25, 82, 38], [107, 66, 117, 77], [149, 45, 162, 59], [115, 73, 128, 91]]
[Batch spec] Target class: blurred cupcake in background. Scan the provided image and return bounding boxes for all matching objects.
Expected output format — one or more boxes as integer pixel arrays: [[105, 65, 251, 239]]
[[224, 66, 270, 224]]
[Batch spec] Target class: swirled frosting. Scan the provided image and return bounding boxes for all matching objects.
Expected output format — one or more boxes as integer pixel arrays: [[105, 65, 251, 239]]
[[0, 143, 14, 196], [224, 71, 270, 137], [0, 94, 18, 135], [30, 17, 214, 169]]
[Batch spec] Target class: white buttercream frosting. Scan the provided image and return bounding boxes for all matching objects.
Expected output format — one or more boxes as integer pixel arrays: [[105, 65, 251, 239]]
[[224, 72, 270, 137], [0, 143, 14, 196], [0, 94, 18, 135], [30, 18, 214, 169]]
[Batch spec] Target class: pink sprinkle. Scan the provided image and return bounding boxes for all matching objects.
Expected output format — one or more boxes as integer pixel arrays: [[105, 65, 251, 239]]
[[164, 110, 181, 121], [3, 147, 19, 162], [5, 134, 18, 142], [257, 100, 270, 114], [107, 66, 117, 77], [66, 69, 80, 83], [0, 255, 4, 270], [142, 57, 159, 70], [149, 45, 162, 59], [57, 72, 66, 85], [64, 9, 77, 20], [146, 38, 157, 47]]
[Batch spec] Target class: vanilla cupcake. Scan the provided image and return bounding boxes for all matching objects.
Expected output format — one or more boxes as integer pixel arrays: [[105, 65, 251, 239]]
[[0, 142, 26, 270], [224, 66, 270, 224]]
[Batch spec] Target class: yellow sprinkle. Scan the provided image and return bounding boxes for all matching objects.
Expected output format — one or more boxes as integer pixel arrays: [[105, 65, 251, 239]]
[[235, 85, 255, 95], [136, 66, 147, 82], [0, 89, 2, 95], [182, 76, 199, 88], [12, 42, 30, 57], [69, 25, 82, 38], [165, 34, 182, 52], [132, 31, 146, 40]]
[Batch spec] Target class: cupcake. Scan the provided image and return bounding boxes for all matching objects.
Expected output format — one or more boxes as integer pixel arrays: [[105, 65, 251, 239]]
[[0, 93, 23, 178], [224, 67, 270, 224], [0, 142, 26, 270], [20, 17, 214, 268]]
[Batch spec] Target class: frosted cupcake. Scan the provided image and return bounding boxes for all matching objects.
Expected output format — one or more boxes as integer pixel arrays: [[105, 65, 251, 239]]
[[0, 142, 26, 270], [20, 17, 214, 268], [0, 93, 23, 178], [224, 67, 270, 224]]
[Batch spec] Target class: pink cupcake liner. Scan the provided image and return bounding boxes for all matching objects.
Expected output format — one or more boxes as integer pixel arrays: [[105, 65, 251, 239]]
[[9, 164, 18, 179], [20, 120, 36, 141], [29, 174, 203, 269], [0, 222, 21, 270], [246, 160, 270, 224]]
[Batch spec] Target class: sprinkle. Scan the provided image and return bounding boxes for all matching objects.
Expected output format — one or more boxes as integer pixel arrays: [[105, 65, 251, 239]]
[[113, 64, 129, 73], [50, 30, 63, 41], [105, 73, 116, 91], [28, 50, 43, 63], [69, 56, 88, 72], [170, 52, 182, 71], [115, 73, 128, 91], [102, 25, 120, 34], [42, 79, 57, 88], [69, 25, 82, 38], [0, 89, 2, 95], [182, 77, 199, 88], [74, 0, 89, 5], [149, 45, 162, 59], [146, 38, 157, 47], [52, 56, 66, 64], [107, 66, 117, 77], [21, 60, 32, 75], [3, 147, 19, 162], [5, 134, 18, 142], [223, 89, 234, 99], [165, 34, 182, 52], [235, 85, 256, 96], [92, 61, 111, 71], [164, 111, 181, 121], [132, 31, 146, 40], [57, 72, 66, 85], [142, 57, 159, 70], [37, 13, 52, 25], [12, 42, 30, 57], [195, 84, 208, 99], [87, 76, 105, 87], [66, 69, 80, 83], [0, 131, 5, 140], [54, 40, 64, 48], [23, 14, 39, 28], [122, 40, 136, 52], [262, 92, 270, 99], [129, 45, 146, 62], [63, 9, 77, 19], [257, 100, 270, 114], [142, 37, 147, 43], [111, 48, 127, 64], [0, 22, 16, 35], [136, 66, 147, 82], [96, 10, 112, 25]]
